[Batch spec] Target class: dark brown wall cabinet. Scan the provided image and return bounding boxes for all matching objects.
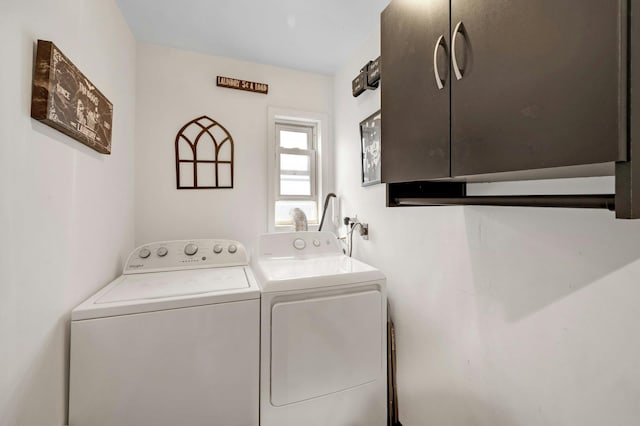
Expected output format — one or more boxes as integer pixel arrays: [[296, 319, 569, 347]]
[[381, 0, 639, 218]]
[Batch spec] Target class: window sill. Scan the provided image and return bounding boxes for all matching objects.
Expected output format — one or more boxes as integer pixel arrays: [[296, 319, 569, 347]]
[[271, 223, 320, 233]]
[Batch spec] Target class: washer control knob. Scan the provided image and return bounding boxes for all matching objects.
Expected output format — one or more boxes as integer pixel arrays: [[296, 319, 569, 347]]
[[184, 243, 198, 256], [156, 247, 168, 257], [213, 244, 223, 254], [293, 238, 306, 250], [312, 239, 321, 247], [139, 248, 151, 259], [228, 244, 238, 254]]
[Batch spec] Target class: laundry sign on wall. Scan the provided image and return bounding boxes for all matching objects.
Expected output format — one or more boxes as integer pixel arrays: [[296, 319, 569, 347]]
[[216, 76, 269, 94]]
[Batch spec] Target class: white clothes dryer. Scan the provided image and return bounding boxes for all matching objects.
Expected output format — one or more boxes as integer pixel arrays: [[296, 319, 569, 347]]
[[252, 231, 387, 426], [68, 239, 260, 426]]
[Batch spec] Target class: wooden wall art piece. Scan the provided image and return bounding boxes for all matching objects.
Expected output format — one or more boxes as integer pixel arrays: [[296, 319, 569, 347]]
[[31, 40, 113, 154], [216, 76, 269, 94], [175, 116, 234, 189]]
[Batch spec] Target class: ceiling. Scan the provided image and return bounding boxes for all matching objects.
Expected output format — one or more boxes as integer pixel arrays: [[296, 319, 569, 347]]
[[116, 0, 391, 74]]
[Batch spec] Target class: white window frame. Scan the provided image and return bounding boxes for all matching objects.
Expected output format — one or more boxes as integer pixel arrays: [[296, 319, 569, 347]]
[[267, 107, 331, 232], [275, 122, 317, 203]]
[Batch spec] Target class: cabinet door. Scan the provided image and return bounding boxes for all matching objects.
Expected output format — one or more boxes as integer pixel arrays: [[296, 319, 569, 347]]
[[451, 0, 626, 177], [381, 0, 451, 182]]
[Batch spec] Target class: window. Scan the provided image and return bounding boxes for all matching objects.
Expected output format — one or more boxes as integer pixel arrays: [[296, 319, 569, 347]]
[[275, 122, 318, 225], [268, 108, 329, 231]]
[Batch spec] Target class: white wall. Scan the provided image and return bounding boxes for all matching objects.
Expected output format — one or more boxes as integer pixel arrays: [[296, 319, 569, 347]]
[[135, 44, 333, 248], [0, 1, 136, 425], [335, 31, 640, 425]]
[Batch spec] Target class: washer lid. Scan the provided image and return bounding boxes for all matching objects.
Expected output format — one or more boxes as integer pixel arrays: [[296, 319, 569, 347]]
[[254, 255, 385, 293], [96, 268, 249, 304], [72, 267, 260, 320]]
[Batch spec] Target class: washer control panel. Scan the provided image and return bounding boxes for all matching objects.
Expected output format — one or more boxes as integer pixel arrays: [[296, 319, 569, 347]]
[[124, 239, 248, 274], [257, 231, 341, 259]]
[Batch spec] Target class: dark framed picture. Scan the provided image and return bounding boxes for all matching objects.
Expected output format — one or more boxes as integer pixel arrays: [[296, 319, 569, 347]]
[[360, 110, 381, 186]]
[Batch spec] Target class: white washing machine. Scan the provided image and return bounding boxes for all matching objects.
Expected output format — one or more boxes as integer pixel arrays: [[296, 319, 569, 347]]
[[68, 239, 260, 426], [252, 231, 387, 426]]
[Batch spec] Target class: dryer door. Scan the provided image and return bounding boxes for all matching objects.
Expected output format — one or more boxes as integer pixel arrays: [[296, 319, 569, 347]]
[[270, 290, 383, 406]]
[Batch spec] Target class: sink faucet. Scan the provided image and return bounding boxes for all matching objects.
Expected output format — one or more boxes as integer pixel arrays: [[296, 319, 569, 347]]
[[290, 208, 308, 232]]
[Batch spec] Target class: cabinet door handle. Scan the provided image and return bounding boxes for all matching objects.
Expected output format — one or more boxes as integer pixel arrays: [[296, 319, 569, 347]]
[[452, 21, 464, 80], [433, 35, 447, 90]]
